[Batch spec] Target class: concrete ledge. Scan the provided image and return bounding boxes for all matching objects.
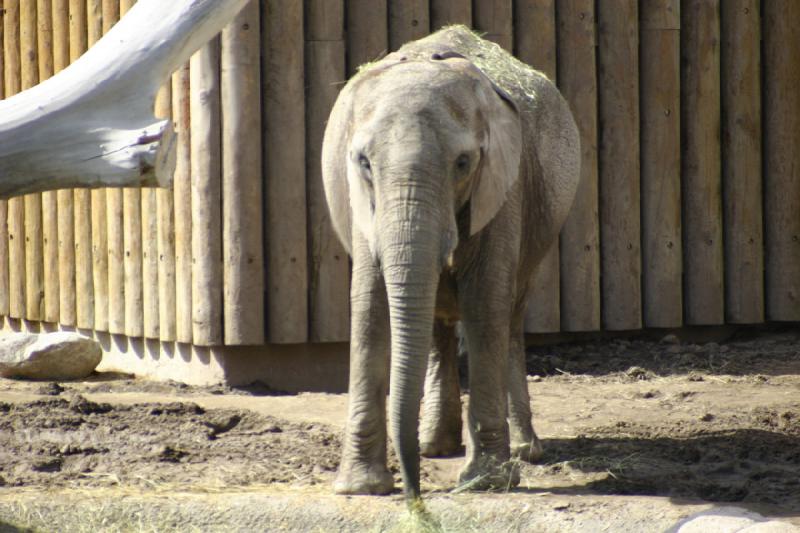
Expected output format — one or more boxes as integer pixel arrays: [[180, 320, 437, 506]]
[[1, 319, 349, 392]]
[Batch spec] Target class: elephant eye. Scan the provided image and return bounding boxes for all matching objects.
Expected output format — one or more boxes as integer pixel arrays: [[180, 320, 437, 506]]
[[455, 153, 471, 173], [358, 154, 372, 172]]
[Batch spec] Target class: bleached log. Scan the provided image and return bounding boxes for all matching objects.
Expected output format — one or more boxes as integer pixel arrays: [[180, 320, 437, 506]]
[[0, 0, 250, 198]]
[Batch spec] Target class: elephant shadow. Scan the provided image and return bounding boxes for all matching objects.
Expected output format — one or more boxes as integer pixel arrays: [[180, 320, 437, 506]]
[[519, 428, 800, 511]]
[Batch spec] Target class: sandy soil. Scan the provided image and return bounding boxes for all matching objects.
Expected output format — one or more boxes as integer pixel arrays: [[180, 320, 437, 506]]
[[1, 326, 799, 531]]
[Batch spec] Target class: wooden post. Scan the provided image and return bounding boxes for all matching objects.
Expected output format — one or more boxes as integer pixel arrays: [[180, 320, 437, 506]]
[[22, 0, 44, 321], [190, 38, 222, 346], [142, 76, 170, 339], [155, 83, 174, 341], [119, 0, 141, 338], [640, 0, 682, 328], [54, 0, 75, 326], [221, 1, 264, 344], [514, 0, 556, 79], [173, 64, 192, 344], [106, 182, 124, 333], [431, 0, 471, 30], [70, 0, 94, 330], [104, 0, 123, 334], [388, 0, 429, 51], [681, 0, 723, 326], [5, 0, 24, 320], [142, 183, 159, 338], [262, 0, 308, 343], [597, 0, 641, 330], [123, 186, 143, 337], [346, 0, 387, 76], [0, 0, 8, 318], [38, 0, 59, 324], [473, 0, 513, 51], [306, 0, 348, 342], [516, 0, 560, 333], [557, 0, 600, 332], [88, 0, 108, 331], [721, 0, 763, 324], [763, 1, 800, 320]]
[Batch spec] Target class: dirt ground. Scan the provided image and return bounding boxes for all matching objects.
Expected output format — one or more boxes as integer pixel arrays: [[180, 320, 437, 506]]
[[1, 326, 800, 531]]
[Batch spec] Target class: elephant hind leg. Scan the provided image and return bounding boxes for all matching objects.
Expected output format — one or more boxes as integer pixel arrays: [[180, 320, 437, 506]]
[[419, 320, 464, 458], [508, 315, 543, 463]]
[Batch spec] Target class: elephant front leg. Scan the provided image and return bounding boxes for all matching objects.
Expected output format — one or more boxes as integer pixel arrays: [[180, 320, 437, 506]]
[[334, 240, 394, 495], [420, 320, 463, 458], [456, 295, 519, 491]]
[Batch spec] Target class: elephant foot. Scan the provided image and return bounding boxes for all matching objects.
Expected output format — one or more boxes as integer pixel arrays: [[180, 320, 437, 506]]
[[420, 432, 463, 458], [456, 455, 520, 492], [333, 463, 394, 495], [511, 433, 543, 463]]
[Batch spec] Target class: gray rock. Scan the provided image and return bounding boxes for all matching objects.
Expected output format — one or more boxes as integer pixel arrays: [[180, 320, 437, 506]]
[[661, 333, 681, 345], [0, 332, 101, 380], [668, 507, 799, 533]]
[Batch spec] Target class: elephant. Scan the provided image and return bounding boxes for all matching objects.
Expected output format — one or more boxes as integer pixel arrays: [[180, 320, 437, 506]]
[[321, 25, 580, 502]]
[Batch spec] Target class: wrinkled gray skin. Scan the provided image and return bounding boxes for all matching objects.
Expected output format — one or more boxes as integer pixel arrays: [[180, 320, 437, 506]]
[[322, 26, 580, 502]]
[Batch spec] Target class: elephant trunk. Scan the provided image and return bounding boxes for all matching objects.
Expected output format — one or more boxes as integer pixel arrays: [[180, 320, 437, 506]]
[[381, 217, 441, 502]]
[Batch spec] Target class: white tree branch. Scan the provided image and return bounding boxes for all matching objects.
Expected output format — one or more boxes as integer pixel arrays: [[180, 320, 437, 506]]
[[0, 0, 250, 198]]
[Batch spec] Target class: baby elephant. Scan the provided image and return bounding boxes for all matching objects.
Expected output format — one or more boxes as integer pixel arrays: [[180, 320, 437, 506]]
[[322, 25, 580, 502]]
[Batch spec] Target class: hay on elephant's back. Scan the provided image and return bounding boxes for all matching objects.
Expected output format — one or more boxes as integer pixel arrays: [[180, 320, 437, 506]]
[[397, 25, 548, 107]]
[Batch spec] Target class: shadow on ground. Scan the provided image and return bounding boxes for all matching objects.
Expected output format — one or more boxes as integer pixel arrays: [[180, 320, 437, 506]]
[[521, 426, 800, 509], [525, 326, 800, 378]]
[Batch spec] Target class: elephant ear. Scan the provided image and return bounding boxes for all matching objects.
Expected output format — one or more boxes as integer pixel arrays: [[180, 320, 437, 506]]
[[321, 82, 355, 254], [470, 81, 523, 236]]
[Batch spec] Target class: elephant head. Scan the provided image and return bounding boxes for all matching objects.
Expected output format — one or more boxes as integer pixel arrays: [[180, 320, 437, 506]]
[[322, 52, 522, 499]]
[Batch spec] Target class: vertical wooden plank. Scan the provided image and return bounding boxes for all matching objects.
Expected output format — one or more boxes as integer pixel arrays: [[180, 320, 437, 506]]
[[102, 0, 118, 32], [190, 38, 223, 346], [720, 0, 763, 324], [430, 0, 471, 30], [262, 0, 307, 343], [597, 0, 641, 330], [70, 0, 93, 329], [305, 0, 342, 40], [514, 0, 556, 79], [123, 187, 143, 334], [306, 0, 348, 342], [119, 0, 141, 337], [106, 185, 124, 333], [515, 0, 560, 333], [221, 1, 264, 344], [0, 0, 8, 318], [5, 0, 24, 320], [38, 0, 59, 323], [173, 64, 192, 344], [142, 76, 167, 339], [142, 183, 159, 338], [155, 82, 175, 342], [0, 1, 3, 95], [681, 0, 723, 326], [556, 0, 600, 332], [106, 0, 123, 335], [388, 0, 428, 51], [346, 0, 387, 75], [171, 66, 193, 344], [54, 0, 75, 326], [141, 74, 170, 339], [763, 1, 800, 320], [640, 0, 682, 328], [86, 0, 108, 331], [473, 0, 513, 51], [21, 0, 44, 321]]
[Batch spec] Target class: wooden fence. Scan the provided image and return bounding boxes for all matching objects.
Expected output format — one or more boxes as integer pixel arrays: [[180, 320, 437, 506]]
[[0, 0, 798, 347]]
